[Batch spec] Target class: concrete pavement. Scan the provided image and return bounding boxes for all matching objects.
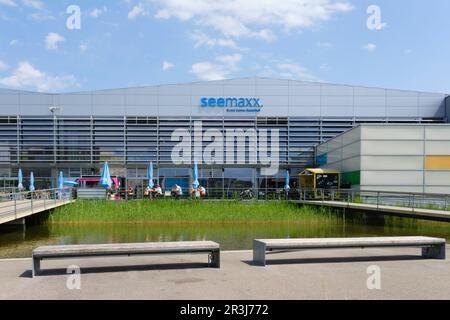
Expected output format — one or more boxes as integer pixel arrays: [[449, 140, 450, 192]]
[[0, 247, 449, 300]]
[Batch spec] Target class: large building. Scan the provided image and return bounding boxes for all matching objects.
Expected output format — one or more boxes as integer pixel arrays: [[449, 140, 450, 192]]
[[0, 77, 448, 194], [316, 124, 450, 194]]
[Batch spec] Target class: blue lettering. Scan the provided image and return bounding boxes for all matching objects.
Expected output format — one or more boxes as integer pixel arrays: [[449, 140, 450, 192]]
[[217, 98, 225, 107], [201, 97, 263, 110]]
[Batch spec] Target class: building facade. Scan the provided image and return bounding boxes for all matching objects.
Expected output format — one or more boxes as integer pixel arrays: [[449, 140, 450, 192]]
[[316, 124, 450, 194], [0, 77, 448, 194]]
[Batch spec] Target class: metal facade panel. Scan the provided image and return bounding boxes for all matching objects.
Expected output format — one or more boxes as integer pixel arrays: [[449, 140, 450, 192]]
[[289, 83, 321, 96], [20, 93, 53, 105], [361, 126, 424, 140], [92, 94, 126, 105], [425, 172, 450, 185], [361, 156, 423, 170], [426, 142, 450, 155], [321, 84, 354, 95], [361, 140, 424, 156], [425, 126, 450, 140], [290, 95, 321, 107], [0, 93, 19, 105], [361, 171, 423, 186], [158, 95, 191, 106], [125, 95, 158, 106]]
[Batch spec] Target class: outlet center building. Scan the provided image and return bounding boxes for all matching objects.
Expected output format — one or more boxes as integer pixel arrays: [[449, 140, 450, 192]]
[[0, 77, 448, 195]]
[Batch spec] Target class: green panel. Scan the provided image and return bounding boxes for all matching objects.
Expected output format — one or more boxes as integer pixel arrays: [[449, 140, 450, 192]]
[[341, 171, 360, 187]]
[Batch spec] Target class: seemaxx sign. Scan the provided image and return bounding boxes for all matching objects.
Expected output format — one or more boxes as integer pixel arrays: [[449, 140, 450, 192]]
[[201, 97, 263, 113]]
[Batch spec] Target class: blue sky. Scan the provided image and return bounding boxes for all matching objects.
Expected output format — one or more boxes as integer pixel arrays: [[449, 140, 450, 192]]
[[0, 0, 449, 93]]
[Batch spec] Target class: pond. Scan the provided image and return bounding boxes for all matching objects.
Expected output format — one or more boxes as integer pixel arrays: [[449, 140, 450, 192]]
[[1, 213, 449, 259]]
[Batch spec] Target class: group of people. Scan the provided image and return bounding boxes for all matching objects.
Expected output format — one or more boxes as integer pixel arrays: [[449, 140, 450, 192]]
[[142, 184, 207, 199], [144, 184, 163, 198]]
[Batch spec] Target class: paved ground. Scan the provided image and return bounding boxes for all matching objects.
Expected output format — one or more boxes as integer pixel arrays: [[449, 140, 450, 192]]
[[0, 247, 449, 300]]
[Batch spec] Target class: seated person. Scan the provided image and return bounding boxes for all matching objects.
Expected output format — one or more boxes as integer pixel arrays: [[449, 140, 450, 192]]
[[171, 184, 182, 198], [198, 186, 206, 198], [144, 186, 151, 197], [152, 185, 163, 197]]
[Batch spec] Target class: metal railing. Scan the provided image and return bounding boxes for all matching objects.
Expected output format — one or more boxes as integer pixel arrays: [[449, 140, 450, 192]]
[[119, 187, 299, 201], [0, 188, 74, 222], [299, 188, 450, 212]]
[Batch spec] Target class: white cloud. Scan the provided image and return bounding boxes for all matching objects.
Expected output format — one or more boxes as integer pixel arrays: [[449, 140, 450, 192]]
[[316, 42, 333, 49], [90, 6, 107, 18], [256, 59, 319, 81], [29, 12, 55, 21], [190, 31, 238, 49], [363, 43, 376, 52], [10, 39, 19, 46], [0, 0, 17, 7], [0, 61, 77, 92], [152, 0, 353, 41], [0, 60, 9, 71], [128, 3, 148, 20], [45, 32, 65, 50], [162, 61, 175, 71], [191, 54, 242, 81], [22, 0, 43, 9], [80, 42, 88, 53]]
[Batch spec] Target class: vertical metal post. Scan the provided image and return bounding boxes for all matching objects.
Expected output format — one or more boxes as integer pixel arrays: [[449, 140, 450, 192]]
[[412, 194, 415, 213], [14, 196, 17, 221], [376, 191, 380, 210]]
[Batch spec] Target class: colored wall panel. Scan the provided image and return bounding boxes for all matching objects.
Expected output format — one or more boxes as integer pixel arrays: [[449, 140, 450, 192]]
[[425, 156, 450, 170]]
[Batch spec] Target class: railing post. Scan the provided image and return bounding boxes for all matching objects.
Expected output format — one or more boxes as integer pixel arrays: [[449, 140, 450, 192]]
[[445, 196, 448, 211], [30, 192, 33, 214], [412, 194, 415, 213], [376, 192, 380, 210], [14, 196, 17, 221]]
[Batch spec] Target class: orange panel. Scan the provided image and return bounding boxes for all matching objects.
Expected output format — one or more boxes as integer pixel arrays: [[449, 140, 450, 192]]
[[425, 156, 450, 170]]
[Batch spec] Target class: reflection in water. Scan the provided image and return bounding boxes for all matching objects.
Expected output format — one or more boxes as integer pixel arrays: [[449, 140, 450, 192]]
[[0, 214, 450, 259]]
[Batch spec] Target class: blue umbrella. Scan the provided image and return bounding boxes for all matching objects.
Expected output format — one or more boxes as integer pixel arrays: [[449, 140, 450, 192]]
[[58, 172, 64, 190], [18, 169, 24, 192], [29, 172, 35, 192], [99, 162, 112, 189], [148, 162, 154, 189], [284, 170, 291, 193], [192, 162, 199, 189]]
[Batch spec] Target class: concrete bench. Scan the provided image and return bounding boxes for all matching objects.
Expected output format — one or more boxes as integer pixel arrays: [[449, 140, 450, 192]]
[[253, 236, 446, 266], [32, 241, 220, 277]]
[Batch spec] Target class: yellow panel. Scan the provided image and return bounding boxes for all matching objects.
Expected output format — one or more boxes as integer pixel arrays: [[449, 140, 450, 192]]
[[425, 156, 450, 170]]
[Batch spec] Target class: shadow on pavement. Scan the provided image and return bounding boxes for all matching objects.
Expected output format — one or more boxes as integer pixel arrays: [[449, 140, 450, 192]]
[[21, 262, 211, 278], [243, 254, 425, 266]]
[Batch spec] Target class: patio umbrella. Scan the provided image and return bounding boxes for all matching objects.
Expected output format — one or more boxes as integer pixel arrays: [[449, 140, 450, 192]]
[[18, 169, 24, 192], [148, 162, 154, 189], [99, 162, 112, 189], [29, 172, 35, 192], [58, 172, 64, 190], [192, 162, 199, 189], [284, 170, 291, 193]]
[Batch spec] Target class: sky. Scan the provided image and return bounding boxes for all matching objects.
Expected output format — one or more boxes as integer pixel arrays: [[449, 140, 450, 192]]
[[0, 0, 450, 93]]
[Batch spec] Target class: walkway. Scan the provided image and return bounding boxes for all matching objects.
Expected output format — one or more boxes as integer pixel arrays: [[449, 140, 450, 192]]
[[0, 189, 74, 225], [0, 248, 449, 299]]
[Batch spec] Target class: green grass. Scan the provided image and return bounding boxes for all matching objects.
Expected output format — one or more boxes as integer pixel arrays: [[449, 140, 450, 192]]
[[48, 200, 340, 224]]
